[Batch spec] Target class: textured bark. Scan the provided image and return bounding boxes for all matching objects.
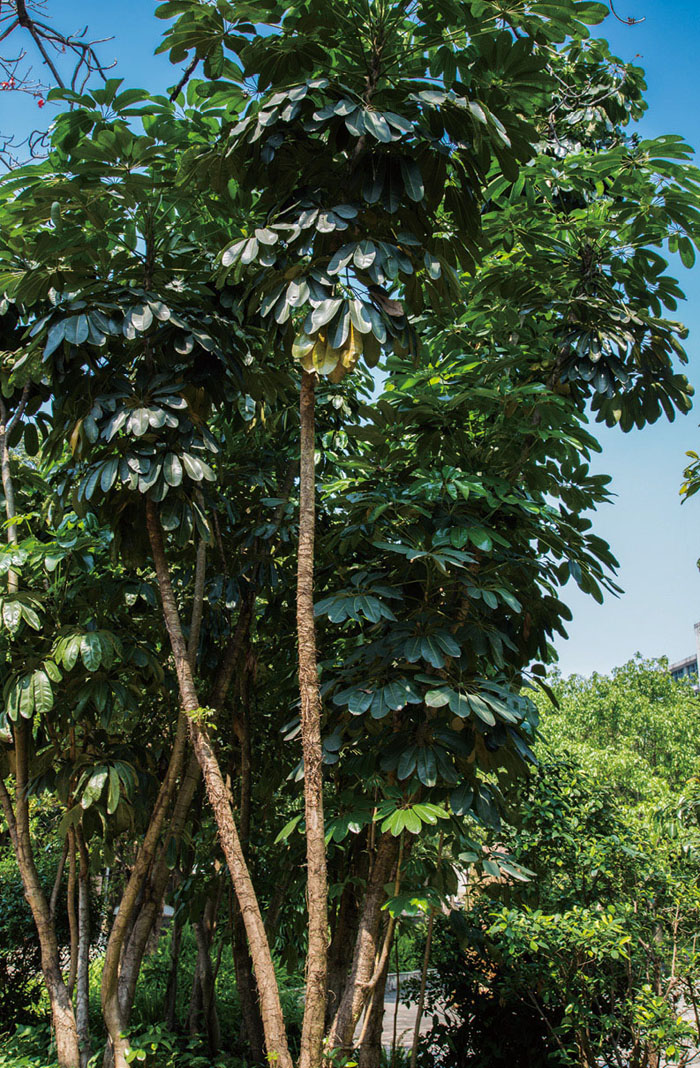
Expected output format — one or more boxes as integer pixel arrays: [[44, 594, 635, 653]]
[[325, 864, 362, 1030], [328, 832, 399, 1053], [297, 370, 328, 1068], [231, 896, 265, 1061], [76, 830, 92, 1068], [66, 829, 78, 997], [2, 724, 81, 1068], [146, 498, 292, 1068], [358, 917, 393, 1068]]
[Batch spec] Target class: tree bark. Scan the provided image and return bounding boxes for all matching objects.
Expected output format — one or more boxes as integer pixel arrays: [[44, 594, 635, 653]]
[[1, 723, 81, 1068], [66, 828, 78, 997], [145, 497, 292, 1068], [231, 895, 266, 1062], [297, 370, 328, 1068], [76, 829, 92, 1068], [325, 856, 362, 1031], [328, 831, 399, 1053], [358, 916, 393, 1068]]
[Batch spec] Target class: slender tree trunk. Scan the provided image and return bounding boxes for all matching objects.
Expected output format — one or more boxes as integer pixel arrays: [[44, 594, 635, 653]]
[[229, 660, 266, 1063], [0, 724, 81, 1068], [66, 828, 78, 997], [164, 905, 183, 1031], [76, 829, 92, 1068], [189, 895, 221, 1055], [328, 831, 399, 1053], [297, 370, 328, 1068], [231, 897, 266, 1061], [145, 498, 292, 1068], [410, 910, 434, 1068], [50, 838, 69, 922]]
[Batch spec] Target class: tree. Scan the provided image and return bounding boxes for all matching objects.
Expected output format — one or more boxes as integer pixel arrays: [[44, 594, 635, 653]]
[[0, 3, 699, 1067]]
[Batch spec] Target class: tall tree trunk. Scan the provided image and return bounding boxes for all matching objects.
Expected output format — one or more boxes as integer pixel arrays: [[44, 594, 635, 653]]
[[0, 723, 81, 1068], [49, 838, 69, 922], [229, 658, 266, 1063], [188, 885, 220, 1049], [410, 909, 434, 1068], [189, 893, 221, 1056], [76, 829, 92, 1068], [328, 831, 399, 1053], [231, 897, 266, 1061], [297, 370, 328, 1068], [164, 904, 183, 1031], [324, 837, 367, 1029], [145, 498, 292, 1068], [66, 828, 78, 997]]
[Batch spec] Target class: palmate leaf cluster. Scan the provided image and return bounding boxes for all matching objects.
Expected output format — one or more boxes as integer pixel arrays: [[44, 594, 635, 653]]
[[0, 0, 697, 1018]]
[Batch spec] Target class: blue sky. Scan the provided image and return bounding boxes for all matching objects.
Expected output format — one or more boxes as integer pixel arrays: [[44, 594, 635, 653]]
[[3, 0, 700, 677]]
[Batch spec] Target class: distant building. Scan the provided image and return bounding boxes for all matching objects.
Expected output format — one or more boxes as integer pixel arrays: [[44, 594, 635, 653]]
[[669, 622, 700, 684]]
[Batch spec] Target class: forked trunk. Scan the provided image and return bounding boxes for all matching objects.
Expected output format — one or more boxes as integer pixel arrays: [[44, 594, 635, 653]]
[[297, 369, 328, 1068], [145, 498, 292, 1068], [328, 831, 399, 1052]]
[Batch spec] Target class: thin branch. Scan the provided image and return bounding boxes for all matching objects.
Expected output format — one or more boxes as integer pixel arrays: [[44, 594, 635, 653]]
[[609, 1, 645, 24], [169, 55, 200, 103]]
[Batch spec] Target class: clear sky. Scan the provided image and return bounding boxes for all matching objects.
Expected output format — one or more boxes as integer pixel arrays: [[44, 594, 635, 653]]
[[3, 0, 700, 677]]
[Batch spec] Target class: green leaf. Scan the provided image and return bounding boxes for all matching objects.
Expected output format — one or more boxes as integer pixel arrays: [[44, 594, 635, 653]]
[[81, 767, 108, 809], [400, 159, 424, 202], [363, 111, 393, 142], [348, 690, 373, 715], [420, 635, 445, 669], [100, 457, 118, 492], [2, 600, 21, 633], [64, 315, 90, 345], [468, 694, 496, 725], [32, 670, 53, 715], [416, 748, 437, 787], [164, 453, 183, 487], [274, 813, 302, 844], [425, 689, 450, 707], [311, 298, 343, 331], [449, 692, 471, 718], [383, 681, 411, 710], [80, 633, 102, 672], [107, 767, 120, 815], [397, 746, 417, 780], [23, 423, 39, 457], [450, 782, 474, 815]]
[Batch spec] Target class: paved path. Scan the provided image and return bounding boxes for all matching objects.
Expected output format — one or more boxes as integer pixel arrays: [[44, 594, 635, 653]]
[[380, 989, 433, 1048]]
